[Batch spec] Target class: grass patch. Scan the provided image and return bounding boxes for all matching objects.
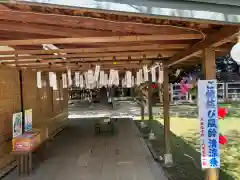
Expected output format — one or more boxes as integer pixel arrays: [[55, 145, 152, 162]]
[[136, 116, 240, 180]]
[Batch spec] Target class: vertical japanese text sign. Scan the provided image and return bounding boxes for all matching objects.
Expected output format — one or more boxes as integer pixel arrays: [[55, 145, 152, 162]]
[[198, 80, 220, 169]]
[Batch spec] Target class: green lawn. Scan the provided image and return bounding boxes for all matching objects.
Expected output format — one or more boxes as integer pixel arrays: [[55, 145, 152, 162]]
[[136, 104, 240, 180]]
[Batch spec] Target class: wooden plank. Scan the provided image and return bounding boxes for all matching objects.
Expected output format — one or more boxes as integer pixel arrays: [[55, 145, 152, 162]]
[[166, 27, 239, 67], [1, 55, 162, 64], [5, 60, 153, 66], [163, 67, 171, 155], [0, 34, 203, 46], [0, 20, 127, 37], [0, 50, 177, 61], [0, 9, 210, 35], [0, 44, 188, 56], [202, 48, 218, 180], [12, 63, 148, 71]]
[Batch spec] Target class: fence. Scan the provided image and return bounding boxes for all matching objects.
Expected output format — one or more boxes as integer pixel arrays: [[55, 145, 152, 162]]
[[170, 82, 240, 103]]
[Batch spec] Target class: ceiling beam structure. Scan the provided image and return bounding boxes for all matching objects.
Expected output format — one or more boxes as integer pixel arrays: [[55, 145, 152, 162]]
[[0, 3, 238, 72], [0, 34, 203, 46], [166, 26, 239, 67]]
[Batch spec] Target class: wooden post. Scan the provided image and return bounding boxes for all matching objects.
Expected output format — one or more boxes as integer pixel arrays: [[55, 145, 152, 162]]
[[202, 48, 218, 180], [148, 72, 153, 130], [163, 67, 173, 165], [141, 96, 145, 121]]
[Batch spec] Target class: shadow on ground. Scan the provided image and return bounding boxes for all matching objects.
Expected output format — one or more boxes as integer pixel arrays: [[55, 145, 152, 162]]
[[136, 120, 238, 180]]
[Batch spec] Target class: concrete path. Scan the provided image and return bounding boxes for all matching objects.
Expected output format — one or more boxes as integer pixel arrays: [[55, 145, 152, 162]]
[[3, 119, 167, 180]]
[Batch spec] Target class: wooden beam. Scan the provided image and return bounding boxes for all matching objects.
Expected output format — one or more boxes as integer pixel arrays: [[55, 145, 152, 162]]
[[0, 44, 188, 55], [0, 51, 176, 61], [9, 60, 153, 66], [0, 9, 206, 35], [202, 48, 218, 180], [166, 27, 239, 67], [1, 55, 161, 64], [0, 20, 126, 37], [163, 67, 172, 165], [17, 63, 144, 70], [0, 34, 203, 46]]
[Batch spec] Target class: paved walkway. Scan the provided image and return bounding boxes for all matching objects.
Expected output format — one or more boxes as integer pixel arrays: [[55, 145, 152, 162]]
[[4, 119, 167, 180]]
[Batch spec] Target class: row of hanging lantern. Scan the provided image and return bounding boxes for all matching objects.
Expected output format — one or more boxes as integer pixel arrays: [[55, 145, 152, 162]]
[[36, 63, 164, 89]]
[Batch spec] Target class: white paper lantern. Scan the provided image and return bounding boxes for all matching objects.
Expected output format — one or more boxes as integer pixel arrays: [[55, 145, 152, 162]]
[[231, 42, 240, 64]]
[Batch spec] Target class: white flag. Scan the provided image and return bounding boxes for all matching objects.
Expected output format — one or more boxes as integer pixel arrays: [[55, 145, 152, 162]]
[[75, 72, 80, 87], [151, 67, 156, 82], [37, 71, 42, 88], [67, 69, 72, 87], [143, 65, 148, 82], [62, 73, 67, 88]]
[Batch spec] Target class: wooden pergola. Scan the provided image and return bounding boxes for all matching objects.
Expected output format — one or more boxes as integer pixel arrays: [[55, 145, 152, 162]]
[[0, 1, 239, 179], [0, 2, 238, 71]]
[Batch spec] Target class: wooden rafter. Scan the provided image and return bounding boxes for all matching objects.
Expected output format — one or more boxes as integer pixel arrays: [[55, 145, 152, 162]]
[[17, 63, 145, 71], [12, 59, 152, 66], [0, 9, 211, 35], [0, 44, 188, 55], [166, 26, 239, 67], [0, 20, 128, 37], [0, 34, 203, 46], [0, 51, 176, 61], [1, 55, 161, 64]]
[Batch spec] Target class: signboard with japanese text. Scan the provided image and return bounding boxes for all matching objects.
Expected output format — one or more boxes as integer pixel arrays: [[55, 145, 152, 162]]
[[198, 80, 220, 169]]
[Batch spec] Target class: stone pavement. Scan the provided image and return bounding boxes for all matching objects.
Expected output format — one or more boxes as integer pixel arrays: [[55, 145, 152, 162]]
[[3, 119, 167, 180]]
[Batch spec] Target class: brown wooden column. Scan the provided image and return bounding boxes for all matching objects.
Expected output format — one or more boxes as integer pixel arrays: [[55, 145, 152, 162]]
[[163, 67, 173, 165], [148, 72, 153, 130], [202, 48, 218, 180], [203, 48, 216, 79]]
